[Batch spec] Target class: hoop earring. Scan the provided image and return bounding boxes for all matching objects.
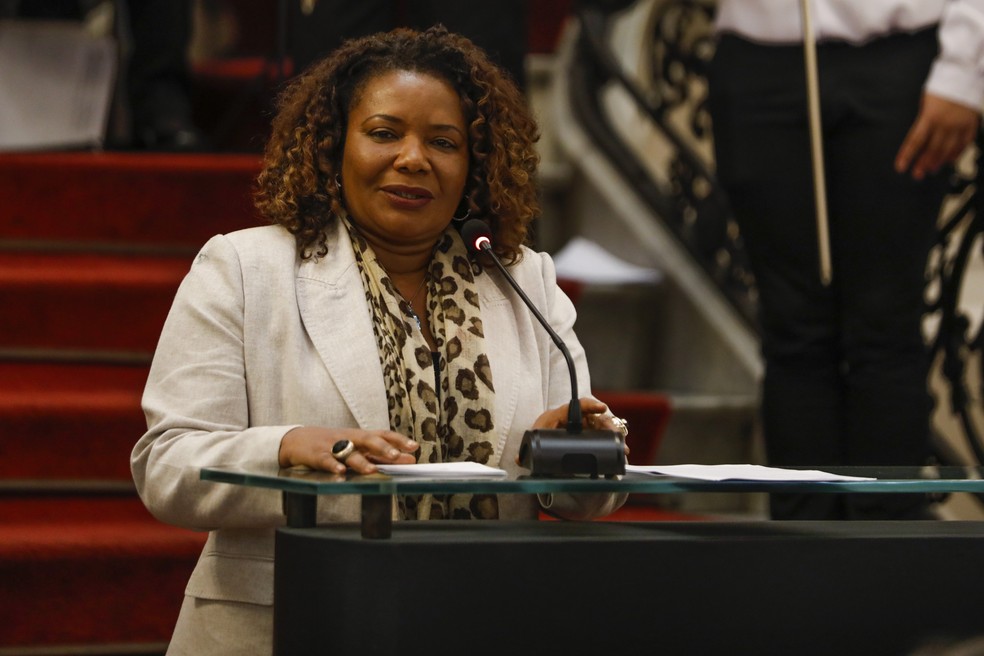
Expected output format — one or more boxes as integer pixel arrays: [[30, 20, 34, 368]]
[[451, 194, 471, 223]]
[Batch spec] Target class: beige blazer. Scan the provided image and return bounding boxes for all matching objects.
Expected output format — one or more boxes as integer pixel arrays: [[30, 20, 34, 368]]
[[131, 220, 622, 651]]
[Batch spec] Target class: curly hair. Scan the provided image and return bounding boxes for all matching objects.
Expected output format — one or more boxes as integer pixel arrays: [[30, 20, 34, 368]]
[[253, 25, 541, 262]]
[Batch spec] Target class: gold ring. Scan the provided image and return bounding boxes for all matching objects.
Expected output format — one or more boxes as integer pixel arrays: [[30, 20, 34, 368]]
[[608, 414, 629, 439]]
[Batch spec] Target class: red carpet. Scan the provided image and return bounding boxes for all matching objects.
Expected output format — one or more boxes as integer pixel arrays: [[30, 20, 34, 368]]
[[1, 362, 149, 481], [0, 152, 262, 246], [0, 152, 252, 654], [0, 251, 191, 352], [0, 497, 205, 647]]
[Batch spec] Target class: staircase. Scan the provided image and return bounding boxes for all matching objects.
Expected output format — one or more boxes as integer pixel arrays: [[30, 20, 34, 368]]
[[0, 151, 263, 655]]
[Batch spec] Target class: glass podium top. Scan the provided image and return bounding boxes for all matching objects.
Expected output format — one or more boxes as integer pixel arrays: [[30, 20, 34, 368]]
[[200, 464, 984, 497]]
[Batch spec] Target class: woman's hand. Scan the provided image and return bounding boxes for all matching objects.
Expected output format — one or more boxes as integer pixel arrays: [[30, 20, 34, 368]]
[[533, 397, 606, 430], [279, 426, 419, 475], [530, 397, 630, 454]]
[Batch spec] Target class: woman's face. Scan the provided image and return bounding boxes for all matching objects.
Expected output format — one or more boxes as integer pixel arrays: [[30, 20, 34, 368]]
[[341, 69, 469, 256]]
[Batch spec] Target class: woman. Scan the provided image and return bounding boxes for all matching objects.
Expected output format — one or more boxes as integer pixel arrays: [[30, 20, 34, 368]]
[[131, 26, 625, 654]]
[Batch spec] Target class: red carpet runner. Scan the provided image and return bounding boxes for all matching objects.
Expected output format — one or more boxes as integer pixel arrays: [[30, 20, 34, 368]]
[[0, 152, 262, 655]]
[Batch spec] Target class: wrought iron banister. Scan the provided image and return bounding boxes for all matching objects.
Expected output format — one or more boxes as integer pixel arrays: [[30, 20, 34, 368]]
[[568, 0, 757, 329], [926, 131, 984, 467]]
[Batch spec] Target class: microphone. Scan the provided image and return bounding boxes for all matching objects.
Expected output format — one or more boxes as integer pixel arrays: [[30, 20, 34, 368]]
[[460, 219, 625, 478]]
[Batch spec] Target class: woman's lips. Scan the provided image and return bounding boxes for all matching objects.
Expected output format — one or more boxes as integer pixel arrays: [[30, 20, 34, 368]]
[[382, 185, 433, 208]]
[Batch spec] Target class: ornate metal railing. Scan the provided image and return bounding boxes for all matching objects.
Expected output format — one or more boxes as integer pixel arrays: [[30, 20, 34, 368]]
[[568, 0, 758, 329], [925, 133, 984, 467], [568, 0, 984, 475]]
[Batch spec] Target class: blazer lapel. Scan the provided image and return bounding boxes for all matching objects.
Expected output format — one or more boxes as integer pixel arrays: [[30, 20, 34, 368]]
[[478, 272, 520, 462], [295, 223, 390, 430]]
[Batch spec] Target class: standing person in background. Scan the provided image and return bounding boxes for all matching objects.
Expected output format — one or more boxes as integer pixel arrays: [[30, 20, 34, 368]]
[[708, 0, 984, 520], [287, 0, 529, 91]]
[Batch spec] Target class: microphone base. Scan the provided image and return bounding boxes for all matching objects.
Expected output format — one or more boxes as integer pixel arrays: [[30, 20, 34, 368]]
[[518, 429, 626, 478]]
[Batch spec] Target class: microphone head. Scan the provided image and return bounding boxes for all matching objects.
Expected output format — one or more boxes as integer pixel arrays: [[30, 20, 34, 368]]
[[460, 219, 493, 254]]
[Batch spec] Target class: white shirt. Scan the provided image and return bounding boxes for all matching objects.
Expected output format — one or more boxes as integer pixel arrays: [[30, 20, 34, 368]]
[[714, 0, 984, 109]]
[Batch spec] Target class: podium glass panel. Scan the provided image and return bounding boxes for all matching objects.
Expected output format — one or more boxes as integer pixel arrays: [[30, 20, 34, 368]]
[[201, 465, 984, 536]]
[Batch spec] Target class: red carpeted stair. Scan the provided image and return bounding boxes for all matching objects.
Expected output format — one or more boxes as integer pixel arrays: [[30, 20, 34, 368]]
[[0, 362, 148, 481], [0, 152, 259, 247], [0, 253, 192, 353], [0, 152, 263, 656], [0, 496, 208, 650]]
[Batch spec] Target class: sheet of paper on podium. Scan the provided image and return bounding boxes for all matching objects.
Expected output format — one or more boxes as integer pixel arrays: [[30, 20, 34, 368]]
[[376, 462, 508, 477], [626, 464, 876, 482]]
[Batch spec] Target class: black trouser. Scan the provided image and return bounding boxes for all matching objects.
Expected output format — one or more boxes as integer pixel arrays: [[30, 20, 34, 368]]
[[287, 0, 528, 91], [708, 28, 948, 519]]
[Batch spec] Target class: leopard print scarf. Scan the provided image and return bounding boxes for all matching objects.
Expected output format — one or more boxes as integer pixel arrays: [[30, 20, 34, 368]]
[[346, 219, 500, 520]]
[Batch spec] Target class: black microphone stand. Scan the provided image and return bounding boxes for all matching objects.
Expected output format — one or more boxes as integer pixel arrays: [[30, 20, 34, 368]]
[[461, 220, 625, 478]]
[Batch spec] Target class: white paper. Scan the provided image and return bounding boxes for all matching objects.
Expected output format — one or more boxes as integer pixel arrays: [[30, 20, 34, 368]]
[[0, 20, 117, 150], [376, 462, 508, 478], [552, 236, 663, 285], [626, 464, 876, 482]]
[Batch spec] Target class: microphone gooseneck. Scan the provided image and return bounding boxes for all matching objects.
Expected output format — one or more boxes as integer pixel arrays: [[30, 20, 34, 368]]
[[460, 219, 582, 434]]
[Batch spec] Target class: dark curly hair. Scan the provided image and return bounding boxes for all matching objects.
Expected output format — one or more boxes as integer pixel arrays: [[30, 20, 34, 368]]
[[253, 25, 541, 262]]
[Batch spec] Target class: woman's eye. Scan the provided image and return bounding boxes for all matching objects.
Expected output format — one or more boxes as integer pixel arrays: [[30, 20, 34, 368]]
[[369, 129, 397, 140], [433, 138, 457, 150]]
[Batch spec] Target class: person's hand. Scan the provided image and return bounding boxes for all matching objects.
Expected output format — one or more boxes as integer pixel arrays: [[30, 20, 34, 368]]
[[279, 426, 419, 474], [520, 397, 630, 461], [895, 92, 980, 181], [532, 397, 609, 430]]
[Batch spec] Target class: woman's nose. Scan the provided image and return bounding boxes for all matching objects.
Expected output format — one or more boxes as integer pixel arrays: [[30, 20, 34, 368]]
[[394, 137, 429, 172]]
